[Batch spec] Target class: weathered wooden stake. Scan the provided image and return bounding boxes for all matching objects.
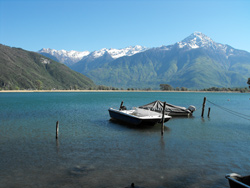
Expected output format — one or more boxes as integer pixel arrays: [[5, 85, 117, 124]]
[[208, 107, 211, 118], [161, 102, 166, 136], [201, 97, 207, 117], [56, 121, 59, 139]]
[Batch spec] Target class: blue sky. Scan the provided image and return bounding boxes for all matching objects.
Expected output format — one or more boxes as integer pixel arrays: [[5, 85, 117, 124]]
[[0, 0, 250, 52]]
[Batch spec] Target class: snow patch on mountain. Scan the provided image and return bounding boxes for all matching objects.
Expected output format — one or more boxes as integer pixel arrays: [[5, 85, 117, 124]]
[[39, 48, 90, 65], [90, 45, 148, 59], [40, 57, 50, 64]]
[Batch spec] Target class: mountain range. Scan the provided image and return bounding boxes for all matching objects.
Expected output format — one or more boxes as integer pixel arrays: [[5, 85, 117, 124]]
[[39, 32, 250, 89], [0, 44, 95, 90], [39, 45, 148, 66]]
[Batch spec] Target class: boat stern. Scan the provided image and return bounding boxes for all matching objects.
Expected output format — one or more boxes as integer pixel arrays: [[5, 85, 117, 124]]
[[225, 173, 250, 188]]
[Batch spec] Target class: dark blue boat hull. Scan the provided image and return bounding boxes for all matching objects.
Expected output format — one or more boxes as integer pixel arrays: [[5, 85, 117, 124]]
[[226, 173, 250, 188]]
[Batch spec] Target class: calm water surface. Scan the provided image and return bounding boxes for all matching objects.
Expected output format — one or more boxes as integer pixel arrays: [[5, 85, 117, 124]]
[[0, 92, 250, 188]]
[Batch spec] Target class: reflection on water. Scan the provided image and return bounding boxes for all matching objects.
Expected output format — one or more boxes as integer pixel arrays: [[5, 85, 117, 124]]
[[0, 92, 250, 187], [56, 139, 60, 153]]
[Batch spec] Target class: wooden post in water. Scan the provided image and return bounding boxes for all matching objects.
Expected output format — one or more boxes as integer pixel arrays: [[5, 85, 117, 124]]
[[161, 102, 166, 136], [201, 97, 206, 118], [208, 107, 211, 118], [56, 121, 59, 139]]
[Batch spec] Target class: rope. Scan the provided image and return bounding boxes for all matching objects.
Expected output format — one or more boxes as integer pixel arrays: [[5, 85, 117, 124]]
[[196, 105, 202, 111], [207, 99, 250, 121]]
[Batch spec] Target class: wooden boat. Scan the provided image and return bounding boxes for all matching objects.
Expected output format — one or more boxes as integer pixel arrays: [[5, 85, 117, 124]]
[[108, 107, 171, 126], [139, 100, 196, 116], [225, 173, 250, 188]]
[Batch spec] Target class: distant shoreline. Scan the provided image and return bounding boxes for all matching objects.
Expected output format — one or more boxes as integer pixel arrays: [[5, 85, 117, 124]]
[[0, 90, 245, 93]]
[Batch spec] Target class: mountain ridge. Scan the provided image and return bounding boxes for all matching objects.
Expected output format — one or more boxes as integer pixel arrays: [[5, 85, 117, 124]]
[[0, 44, 95, 90], [37, 32, 250, 89], [39, 45, 148, 66]]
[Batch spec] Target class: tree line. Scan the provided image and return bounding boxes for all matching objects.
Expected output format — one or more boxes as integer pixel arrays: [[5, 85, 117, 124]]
[[2, 78, 250, 91], [159, 84, 188, 91], [159, 78, 250, 93]]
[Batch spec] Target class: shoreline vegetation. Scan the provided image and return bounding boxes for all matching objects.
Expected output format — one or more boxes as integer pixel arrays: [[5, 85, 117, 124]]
[[1, 82, 249, 93], [0, 89, 249, 93], [1, 84, 249, 93]]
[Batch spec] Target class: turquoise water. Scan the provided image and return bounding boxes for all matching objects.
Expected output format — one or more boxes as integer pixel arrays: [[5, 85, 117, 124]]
[[0, 92, 250, 188]]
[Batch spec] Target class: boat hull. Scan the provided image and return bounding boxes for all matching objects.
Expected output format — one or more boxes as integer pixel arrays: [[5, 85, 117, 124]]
[[108, 108, 170, 126], [109, 109, 143, 125], [225, 173, 250, 188]]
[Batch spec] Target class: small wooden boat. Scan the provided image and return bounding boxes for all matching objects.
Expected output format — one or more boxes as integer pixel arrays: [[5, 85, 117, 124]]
[[225, 173, 250, 188], [108, 107, 171, 126]]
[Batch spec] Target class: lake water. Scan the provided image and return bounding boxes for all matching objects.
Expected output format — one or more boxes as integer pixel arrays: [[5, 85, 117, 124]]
[[0, 92, 250, 188]]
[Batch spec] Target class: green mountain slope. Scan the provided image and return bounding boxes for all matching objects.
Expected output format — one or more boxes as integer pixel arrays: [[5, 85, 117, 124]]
[[70, 51, 114, 74], [85, 46, 250, 89], [0, 44, 95, 90]]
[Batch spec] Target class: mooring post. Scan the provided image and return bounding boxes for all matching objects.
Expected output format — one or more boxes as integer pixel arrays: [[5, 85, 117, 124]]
[[56, 121, 59, 139], [208, 107, 211, 118], [201, 97, 206, 117], [161, 102, 166, 136]]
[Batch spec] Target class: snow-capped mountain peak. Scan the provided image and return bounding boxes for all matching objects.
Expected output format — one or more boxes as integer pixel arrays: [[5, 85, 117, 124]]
[[39, 48, 90, 65], [174, 32, 236, 58], [90, 45, 148, 59], [178, 32, 216, 49], [39, 45, 148, 65], [90, 48, 108, 58]]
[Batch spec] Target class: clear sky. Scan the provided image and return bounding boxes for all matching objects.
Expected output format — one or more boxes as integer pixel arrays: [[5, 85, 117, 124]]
[[0, 0, 250, 53]]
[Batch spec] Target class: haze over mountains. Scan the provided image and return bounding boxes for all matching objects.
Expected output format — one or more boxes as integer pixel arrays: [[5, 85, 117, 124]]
[[39, 32, 250, 89]]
